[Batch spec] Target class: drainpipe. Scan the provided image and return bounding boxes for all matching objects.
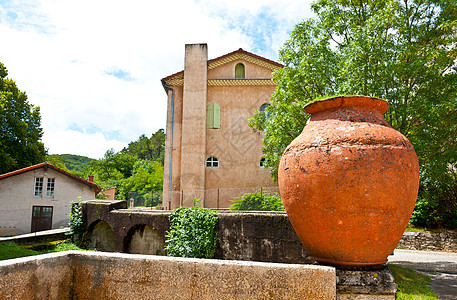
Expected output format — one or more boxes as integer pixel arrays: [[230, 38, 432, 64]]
[[162, 82, 175, 210]]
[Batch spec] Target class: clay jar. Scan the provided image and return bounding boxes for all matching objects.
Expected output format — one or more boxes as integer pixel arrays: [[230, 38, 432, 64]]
[[278, 95, 419, 269]]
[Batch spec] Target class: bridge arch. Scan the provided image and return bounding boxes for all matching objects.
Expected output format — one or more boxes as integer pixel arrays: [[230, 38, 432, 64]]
[[123, 224, 165, 255], [86, 219, 115, 252]]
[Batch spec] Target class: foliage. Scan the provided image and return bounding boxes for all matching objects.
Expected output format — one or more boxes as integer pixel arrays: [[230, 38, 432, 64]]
[[45, 155, 70, 172], [249, 0, 457, 227], [67, 198, 84, 237], [0, 240, 87, 261], [43, 240, 87, 253], [165, 199, 218, 259], [117, 159, 164, 200], [86, 129, 165, 201], [410, 175, 457, 229], [128, 191, 162, 208], [0, 62, 46, 174], [250, 0, 457, 180], [89, 149, 138, 184], [230, 191, 285, 211], [48, 154, 95, 178], [121, 129, 165, 164], [388, 264, 437, 299]]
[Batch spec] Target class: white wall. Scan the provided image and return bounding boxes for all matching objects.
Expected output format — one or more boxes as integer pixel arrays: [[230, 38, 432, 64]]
[[0, 167, 97, 236]]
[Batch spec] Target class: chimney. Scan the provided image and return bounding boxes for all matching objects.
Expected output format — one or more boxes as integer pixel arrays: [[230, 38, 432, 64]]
[[88, 175, 94, 182]]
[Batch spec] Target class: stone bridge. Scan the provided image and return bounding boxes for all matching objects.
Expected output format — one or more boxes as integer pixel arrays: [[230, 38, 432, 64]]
[[82, 200, 311, 264]]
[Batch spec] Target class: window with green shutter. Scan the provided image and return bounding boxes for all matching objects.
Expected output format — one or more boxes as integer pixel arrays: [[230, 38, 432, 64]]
[[207, 103, 221, 129], [235, 63, 245, 78]]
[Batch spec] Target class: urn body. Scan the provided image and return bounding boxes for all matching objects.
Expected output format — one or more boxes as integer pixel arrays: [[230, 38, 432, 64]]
[[278, 95, 419, 268]]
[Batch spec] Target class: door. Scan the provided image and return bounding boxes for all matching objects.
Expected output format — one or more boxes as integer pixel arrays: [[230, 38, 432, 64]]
[[31, 206, 53, 232]]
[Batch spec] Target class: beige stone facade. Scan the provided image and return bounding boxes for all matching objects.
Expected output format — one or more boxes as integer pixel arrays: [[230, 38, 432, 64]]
[[0, 162, 101, 236], [162, 44, 281, 209]]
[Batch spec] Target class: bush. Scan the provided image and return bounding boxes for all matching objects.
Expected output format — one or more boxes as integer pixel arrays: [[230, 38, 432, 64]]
[[165, 199, 218, 259], [67, 198, 84, 239], [410, 177, 457, 229], [230, 191, 285, 211]]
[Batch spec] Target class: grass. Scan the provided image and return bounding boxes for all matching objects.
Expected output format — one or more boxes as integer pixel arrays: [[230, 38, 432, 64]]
[[0, 240, 87, 261], [388, 264, 438, 300], [405, 225, 445, 233], [0, 241, 42, 260]]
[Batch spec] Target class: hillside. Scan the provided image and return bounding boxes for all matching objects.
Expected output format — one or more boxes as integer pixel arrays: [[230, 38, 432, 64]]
[[48, 154, 95, 178]]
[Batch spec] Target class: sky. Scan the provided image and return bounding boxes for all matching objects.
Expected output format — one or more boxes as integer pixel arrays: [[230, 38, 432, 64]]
[[0, 0, 314, 159]]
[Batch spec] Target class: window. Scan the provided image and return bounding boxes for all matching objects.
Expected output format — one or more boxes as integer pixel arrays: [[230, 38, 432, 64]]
[[207, 103, 221, 129], [46, 178, 55, 198], [260, 103, 271, 118], [235, 63, 245, 78], [260, 157, 266, 168], [42, 206, 53, 217], [206, 157, 219, 168], [34, 178, 43, 197]]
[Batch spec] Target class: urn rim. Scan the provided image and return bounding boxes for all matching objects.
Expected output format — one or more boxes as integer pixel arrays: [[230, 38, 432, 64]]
[[304, 95, 389, 115]]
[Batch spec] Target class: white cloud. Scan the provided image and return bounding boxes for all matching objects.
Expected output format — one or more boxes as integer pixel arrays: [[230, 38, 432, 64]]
[[0, 0, 314, 159]]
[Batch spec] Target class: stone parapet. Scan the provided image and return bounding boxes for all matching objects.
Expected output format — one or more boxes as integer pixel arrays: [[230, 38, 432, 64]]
[[0, 251, 336, 300], [398, 231, 457, 252]]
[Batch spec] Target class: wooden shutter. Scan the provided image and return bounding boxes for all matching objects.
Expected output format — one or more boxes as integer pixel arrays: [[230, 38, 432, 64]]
[[207, 103, 221, 129], [235, 63, 245, 78]]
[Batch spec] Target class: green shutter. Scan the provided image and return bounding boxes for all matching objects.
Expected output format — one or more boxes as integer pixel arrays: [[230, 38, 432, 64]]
[[207, 103, 221, 129], [235, 63, 245, 78]]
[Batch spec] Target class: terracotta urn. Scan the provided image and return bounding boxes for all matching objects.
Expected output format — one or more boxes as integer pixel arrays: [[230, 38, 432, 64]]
[[278, 95, 419, 269]]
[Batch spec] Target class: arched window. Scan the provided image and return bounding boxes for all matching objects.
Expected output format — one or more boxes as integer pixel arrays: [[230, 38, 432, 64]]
[[260, 103, 270, 118], [206, 157, 219, 168], [235, 63, 245, 78], [207, 103, 221, 129], [260, 157, 266, 168]]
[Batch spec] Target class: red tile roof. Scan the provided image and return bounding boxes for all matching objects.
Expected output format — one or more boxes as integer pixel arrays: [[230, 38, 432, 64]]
[[0, 162, 102, 192], [161, 48, 284, 83]]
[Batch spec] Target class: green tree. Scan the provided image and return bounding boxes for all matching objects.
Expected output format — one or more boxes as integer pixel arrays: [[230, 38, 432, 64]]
[[122, 129, 165, 164], [249, 0, 457, 227], [230, 191, 285, 211], [88, 149, 138, 188], [118, 159, 164, 199], [0, 62, 46, 173]]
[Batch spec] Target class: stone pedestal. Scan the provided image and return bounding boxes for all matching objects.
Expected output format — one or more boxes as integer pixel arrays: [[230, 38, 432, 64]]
[[336, 266, 398, 299]]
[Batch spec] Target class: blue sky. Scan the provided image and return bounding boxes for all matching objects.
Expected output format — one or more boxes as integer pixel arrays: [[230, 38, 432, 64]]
[[0, 0, 314, 159]]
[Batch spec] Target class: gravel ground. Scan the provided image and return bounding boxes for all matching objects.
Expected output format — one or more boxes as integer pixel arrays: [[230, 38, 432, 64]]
[[388, 249, 457, 299]]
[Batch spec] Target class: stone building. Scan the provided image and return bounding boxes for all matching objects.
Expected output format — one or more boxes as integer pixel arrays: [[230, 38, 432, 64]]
[[161, 44, 282, 209], [0, 162, 101, 235]]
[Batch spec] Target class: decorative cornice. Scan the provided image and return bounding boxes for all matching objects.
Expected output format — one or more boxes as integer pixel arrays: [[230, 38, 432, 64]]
[[162, 78, 277, 87], [208, 79, 277, 86]]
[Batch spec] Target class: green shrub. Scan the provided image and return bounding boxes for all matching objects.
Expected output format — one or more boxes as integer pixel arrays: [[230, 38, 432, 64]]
[[230, 191, 285, 211], [410, 177, 457, 229], [165, 199, 218, 259], [67, 198, 84, 238]]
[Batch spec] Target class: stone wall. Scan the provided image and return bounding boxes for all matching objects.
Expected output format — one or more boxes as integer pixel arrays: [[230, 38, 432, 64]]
[[0, 252, 72, 299], [397, 231, 457, 252], [82, 200, 312, 264], [0, 251, 337, 300]]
